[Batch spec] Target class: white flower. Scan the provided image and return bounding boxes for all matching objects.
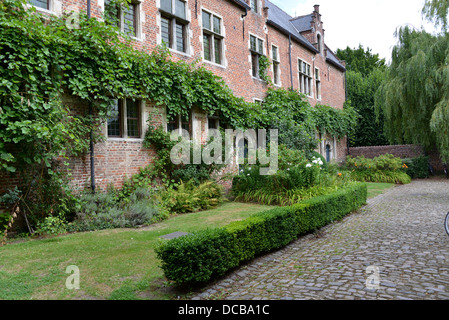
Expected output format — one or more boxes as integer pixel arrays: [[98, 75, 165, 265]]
[[247, 174, 250, 176], [306, 164, 312, 168]]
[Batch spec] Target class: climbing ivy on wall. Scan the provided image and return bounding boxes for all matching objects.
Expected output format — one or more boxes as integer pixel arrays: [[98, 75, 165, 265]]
[[0, 0, 358, 176]]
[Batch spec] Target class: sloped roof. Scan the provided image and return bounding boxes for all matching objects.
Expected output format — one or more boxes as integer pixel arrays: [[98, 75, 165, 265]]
[[290, 14, 313, 32], [265, 0, 346, 71], [265, 0, 317, 53], [228, 0, 251, 10]]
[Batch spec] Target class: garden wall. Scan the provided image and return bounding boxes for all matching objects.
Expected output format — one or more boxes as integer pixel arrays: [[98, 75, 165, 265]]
[[348, 144, 444, 172], [348, 145, 425, 159]]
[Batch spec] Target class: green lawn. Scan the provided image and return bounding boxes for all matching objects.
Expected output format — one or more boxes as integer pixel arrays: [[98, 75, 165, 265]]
[[0, 201, 273, 300], [366, 182, 395, 199], [0, 184, 394, 300]]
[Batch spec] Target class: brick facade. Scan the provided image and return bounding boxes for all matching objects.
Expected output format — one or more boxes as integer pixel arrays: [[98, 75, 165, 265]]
[[1, 0, 348, 195]]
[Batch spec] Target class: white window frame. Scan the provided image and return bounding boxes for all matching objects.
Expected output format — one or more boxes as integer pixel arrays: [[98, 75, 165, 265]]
[[298, 58, 313, 97], [201, 8, 225, 66], [315, 67, 321, 101], [104, 0, 142, 39], [249, 34, 265, 79], [271, 44, 281, 86], [106, 99, 145, 140], [159, 0, 191, 55]]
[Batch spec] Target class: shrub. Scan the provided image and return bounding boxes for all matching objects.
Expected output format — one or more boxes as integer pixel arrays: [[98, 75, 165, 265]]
[[155, 182, 367, 287], [35, 215, 68, 236], [68, 187, 167, 232], [402, 156, 429, 179], [160, 180, 224, 214], [345, 154, 412, 184], [349, 169, 411, 184]]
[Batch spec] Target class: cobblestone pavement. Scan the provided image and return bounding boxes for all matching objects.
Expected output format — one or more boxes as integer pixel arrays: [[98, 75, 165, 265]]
[[191, 179, 449, 300]]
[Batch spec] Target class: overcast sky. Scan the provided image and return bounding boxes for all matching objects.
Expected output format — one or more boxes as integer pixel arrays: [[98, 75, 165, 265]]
[[269, 0, 436, 63]]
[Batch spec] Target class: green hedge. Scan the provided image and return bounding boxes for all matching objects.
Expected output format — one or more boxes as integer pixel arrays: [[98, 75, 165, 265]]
[[155, 182, 367, 286]]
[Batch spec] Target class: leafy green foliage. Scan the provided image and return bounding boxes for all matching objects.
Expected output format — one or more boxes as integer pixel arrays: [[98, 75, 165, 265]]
[[231, 145, 352, 206], [423, 0, 449, 31], [375, 26, 449, 162], [344, 154, 412, 184], [402, 156, 430, 179], [336, 45, 388, 147], [336, 45, 386, 76], [160, 180, 224, 214], [155, 182, 367, 287]]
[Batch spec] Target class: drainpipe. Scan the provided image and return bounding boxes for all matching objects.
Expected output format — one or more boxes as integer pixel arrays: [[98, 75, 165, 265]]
[[242, 8, 248, 41], [87, 0, 96, 193], [288, 34, 294, 91]]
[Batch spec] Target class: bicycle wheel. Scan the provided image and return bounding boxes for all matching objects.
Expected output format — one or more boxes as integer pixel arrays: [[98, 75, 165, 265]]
[[445, 212, 449, 236]]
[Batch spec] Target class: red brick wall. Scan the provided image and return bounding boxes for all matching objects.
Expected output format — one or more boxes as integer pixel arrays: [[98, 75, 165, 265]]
[[348, 145, 425, 159], [3, 0, 348, 194]]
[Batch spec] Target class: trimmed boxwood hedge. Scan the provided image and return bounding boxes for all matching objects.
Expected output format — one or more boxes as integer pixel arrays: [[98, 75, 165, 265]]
[[155, 182, 367, 286]]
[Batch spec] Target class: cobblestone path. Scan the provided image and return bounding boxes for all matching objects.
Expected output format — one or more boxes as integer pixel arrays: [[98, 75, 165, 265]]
[[191, 179, 449, 300]]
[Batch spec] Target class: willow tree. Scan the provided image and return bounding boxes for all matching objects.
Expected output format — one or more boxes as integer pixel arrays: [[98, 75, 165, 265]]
[[375, 4, 449, 162]]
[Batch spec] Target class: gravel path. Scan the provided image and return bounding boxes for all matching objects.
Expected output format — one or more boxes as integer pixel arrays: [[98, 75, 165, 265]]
[[191, 179, 449, 300]]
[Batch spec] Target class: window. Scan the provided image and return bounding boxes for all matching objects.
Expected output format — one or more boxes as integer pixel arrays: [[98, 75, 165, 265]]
[[167, 112, 190, 135], [250, 0, 258, 13], [250, 35, 264, 79], [208, 111, 220, 130], [202, 10, 224, 65], [107, 99, 142, 138], [315, 68, 321, 100], [29, 0, 49, 9], [299, 59, 313, 97], [160, 0, 189, 53], [272, 45, 280, 85], [105, 0, 139, 37], [317, 33, 322, 53]]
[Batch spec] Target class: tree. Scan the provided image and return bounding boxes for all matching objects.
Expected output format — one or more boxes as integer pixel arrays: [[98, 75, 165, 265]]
[[423, 0, 449, 31], [336, 45, 386, 77], [375, 26, 449, 161], [336, 45, 388, 147]]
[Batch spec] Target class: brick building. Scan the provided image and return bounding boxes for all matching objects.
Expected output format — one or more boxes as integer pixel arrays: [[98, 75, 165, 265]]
[[2, 0, 347, 193]]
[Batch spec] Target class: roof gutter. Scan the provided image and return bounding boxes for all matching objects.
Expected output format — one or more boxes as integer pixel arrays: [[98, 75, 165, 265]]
[[230, 0, 251, 10], [326, 57, 346, 72]]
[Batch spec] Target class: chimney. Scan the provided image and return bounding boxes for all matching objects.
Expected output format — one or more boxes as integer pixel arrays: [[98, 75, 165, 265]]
[[314, 4, 320, 14]]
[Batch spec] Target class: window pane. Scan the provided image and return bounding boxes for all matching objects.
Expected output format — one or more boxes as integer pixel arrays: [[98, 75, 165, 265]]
[[273, 63, 279, 85], [214, 37, 221, 64], [213, 16, 221, 34], [167, 115, 178, 132], [272, 46, 278, 61], [175, 0, 186, 19], [257, 39, 263, 54], [160, 0, 172, 13], [250, 36, 257, 51], [161, 16, 171, 47], [208, 118, 217, 129], [30, 0, 48, 9], [251, 53, 258, 77], [202, 11, 211, 30], [126, 99, 140, 138], [123, 3, 136, 37], [203, 35, 211, 61], [181, 115, 189, 132], [176, 22, 185, 52], [107, 100, 121, 137]]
